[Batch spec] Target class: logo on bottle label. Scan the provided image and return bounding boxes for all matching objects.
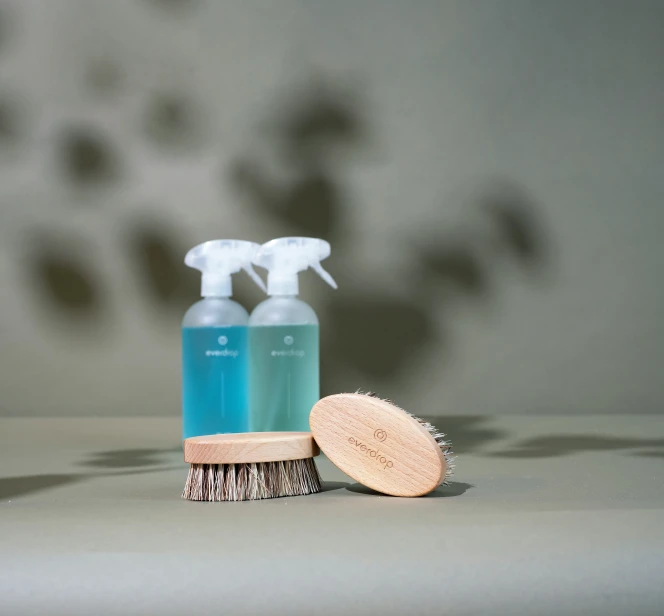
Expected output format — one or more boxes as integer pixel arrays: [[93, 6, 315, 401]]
[[270, 333, 305, 358], [205, 333, 239, 358], [348, 436, 394, 470]]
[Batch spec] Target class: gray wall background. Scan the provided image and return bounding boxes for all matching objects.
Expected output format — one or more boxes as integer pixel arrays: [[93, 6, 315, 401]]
[[0, 0, 662, 417]]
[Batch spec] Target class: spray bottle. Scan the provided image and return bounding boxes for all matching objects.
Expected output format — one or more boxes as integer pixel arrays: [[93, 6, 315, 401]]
[[182, 239, 266, 440], [249, 237, 337, 432]]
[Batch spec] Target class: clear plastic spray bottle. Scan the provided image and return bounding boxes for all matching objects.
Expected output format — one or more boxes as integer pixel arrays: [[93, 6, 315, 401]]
[[182, 240, 266, 440], [249, 237, 337, 432]]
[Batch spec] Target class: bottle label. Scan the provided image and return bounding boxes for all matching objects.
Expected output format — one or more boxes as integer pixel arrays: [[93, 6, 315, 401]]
[[249, 325, 319, 432], [182, 326, 248, 439]]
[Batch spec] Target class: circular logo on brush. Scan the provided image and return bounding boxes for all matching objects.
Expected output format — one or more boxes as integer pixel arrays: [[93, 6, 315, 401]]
[[284, 335, 294, 345], [374, 429, 387, 442], [218, 335, 228, 346]]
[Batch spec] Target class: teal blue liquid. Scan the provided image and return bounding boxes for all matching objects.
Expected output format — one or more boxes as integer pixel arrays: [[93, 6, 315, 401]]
[[182, 326, 249, 440], [249, 324, 319, 432]]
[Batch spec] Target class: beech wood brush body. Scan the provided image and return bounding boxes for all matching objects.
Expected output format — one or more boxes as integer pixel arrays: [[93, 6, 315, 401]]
[[183, 432, 321, 501], [310, 392, 455, 497]]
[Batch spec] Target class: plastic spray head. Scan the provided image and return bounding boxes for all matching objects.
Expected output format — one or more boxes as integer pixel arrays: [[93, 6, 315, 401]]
[[184, 240, 267, 298], [253, 237, 338, 296]]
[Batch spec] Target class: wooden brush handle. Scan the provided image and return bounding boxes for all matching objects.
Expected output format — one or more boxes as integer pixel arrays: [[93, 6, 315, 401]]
[[184, 432, 319, 464]]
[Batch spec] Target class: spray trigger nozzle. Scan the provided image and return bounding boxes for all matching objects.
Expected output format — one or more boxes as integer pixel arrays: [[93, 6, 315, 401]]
[[253, 237, 337, 296], [311, 263, 337, 289], [243, 264, 268, 294], [184, 239, 265, 297]]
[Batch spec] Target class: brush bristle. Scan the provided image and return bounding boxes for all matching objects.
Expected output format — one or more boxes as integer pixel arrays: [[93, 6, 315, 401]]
[[356, 389, 456, 485], [182, 458, 322, 502]]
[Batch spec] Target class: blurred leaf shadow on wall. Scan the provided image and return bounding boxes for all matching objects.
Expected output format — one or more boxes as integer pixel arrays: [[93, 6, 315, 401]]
[[55, 124, 123, 191], [231, 161, 342, 241], [0, 89, 28, 154], [417, 235, 493, 304], [122, 215, 268, 321], [142, 89, 208, 154], [12, 41, 552, 415], [325, 295, 437, 380], [84, 58, 126, 99], [21, 230, 111, 332], [229, 75, 370, 242], [228, 73, 553, 399], [263, 77, 369, 166], [21, 125, 125, 331], [0, 2, 18, 56], [124, 216, 200, 316], [480, 180, 552, 280]]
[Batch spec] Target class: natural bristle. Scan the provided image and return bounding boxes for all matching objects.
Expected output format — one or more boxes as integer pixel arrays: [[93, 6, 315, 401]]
[[355, 389, 456, 485], [182, 458, 322, 502], [407, 414, 456, 485]]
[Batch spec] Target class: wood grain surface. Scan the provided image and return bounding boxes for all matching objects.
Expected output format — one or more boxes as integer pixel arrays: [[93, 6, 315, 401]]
[[184, 432, 319, 464], [310, 393, 446, 497]]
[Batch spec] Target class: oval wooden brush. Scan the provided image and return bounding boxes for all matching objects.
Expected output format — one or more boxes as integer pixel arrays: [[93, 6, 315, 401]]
[[182, 432, 321, 502], [310, 392, 455, 497]]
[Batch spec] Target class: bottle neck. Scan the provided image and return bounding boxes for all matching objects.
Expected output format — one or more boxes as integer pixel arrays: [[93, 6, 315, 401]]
[[267, 272, 299, 296], [201, 273, 232, 297]]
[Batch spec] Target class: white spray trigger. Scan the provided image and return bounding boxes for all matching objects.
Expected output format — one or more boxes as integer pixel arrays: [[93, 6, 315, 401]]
[[243, 263, 268, 294], [311, 263, 337, 289], [253, 237, 337, 296], [184, 239, 265, 297]]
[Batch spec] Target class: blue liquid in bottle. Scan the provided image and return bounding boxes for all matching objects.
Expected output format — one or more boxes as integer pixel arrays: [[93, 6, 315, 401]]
[[248, 236, 336, 432], [182, 325, 249, 439], [181, 238, 265, 442], [249, 324, 319, 431]]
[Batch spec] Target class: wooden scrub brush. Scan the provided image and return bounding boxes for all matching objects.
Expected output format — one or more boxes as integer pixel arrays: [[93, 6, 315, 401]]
[[182, 432, 321, 502], [310, 391, 455, 497]]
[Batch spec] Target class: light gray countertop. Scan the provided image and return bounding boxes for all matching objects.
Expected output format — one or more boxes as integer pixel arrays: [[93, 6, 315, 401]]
[[1, 415, 663, 615]]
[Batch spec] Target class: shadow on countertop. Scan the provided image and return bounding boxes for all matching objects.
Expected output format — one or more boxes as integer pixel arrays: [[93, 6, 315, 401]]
[[418, 416, 664, 461], [489, 434, 664, 459], [0, 473, 85, 500], [79, 447, 182, 469], [0, 446, 183, 500], [319, 481, 351, 493], [418, 415, 510, 454], [345, 481, 473, 499]]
